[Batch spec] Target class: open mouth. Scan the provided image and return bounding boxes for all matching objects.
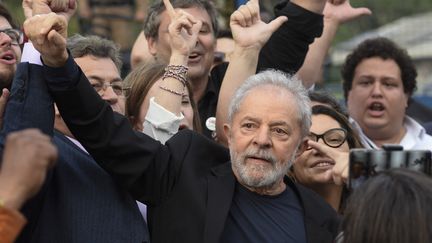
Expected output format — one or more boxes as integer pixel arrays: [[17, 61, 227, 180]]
[[188, 52, 201, 63], [0, 51, 16, 64], [369, 102, 384, 111], [311, 160, 335, 169], [367, 101, 385, 117]]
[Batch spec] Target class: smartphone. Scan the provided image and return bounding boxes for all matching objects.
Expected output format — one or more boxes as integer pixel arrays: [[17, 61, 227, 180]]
[[349, 147, 432, 189]]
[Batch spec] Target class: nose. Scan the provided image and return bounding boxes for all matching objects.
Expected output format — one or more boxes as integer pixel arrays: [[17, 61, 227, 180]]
[[253, 127, 271, 149], [179, 109, 192, 129], [371, 82, 383, 97], [0, 32, 12, 47], [101, 86, 119, 105]]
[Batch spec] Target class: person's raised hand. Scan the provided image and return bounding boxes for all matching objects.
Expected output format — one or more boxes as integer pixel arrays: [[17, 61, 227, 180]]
[[163, 0, 202, 58], [230, 0, 287, 50], [23, 0, 76, 21], [307, 140, 349, 186], [0, 89, 10, 130], [24, 13, 69, 67], [324, 0, 371, 25], [0, 129, 57, 210]]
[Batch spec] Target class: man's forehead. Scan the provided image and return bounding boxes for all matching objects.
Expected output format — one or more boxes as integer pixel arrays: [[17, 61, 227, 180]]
[[74, 56, 121, 81], [355, 57, 402, 76], [235, 87, 300, 120]]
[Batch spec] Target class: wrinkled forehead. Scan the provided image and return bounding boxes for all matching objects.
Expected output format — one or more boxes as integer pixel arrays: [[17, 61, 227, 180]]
[[237, 86, 301, 120]]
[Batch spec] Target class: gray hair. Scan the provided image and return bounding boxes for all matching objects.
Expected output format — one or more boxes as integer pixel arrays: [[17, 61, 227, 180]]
[[143, 0, 219, 40], [227, 70, 311, 138], [67, 34, 122, 71]]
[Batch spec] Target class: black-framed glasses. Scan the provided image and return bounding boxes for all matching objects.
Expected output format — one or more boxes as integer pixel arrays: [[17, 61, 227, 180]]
[[306, 128, 347, 150], [91, 81, 124, 96], [0, 29, 24, 45]]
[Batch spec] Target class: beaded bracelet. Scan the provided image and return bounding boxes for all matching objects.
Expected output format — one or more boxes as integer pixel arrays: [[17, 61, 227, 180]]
[[162, 64, 188, 86], [163, 72, 187, 86], [159, 85, 184, 96]]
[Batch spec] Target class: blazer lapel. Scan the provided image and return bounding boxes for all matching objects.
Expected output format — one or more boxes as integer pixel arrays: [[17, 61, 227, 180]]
[[285, 178, 339, 243], [203, 162, 235, 243]]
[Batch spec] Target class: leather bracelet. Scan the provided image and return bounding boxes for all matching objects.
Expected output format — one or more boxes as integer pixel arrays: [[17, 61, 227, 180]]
[[0, 197, 4, 208]]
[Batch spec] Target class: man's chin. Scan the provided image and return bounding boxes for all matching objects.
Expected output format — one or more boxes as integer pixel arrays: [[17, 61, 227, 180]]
[[362, 119, 389, 131], [187, 65, 211, 81], [0, 71, 14, 90], [237, 168, 280, 188]]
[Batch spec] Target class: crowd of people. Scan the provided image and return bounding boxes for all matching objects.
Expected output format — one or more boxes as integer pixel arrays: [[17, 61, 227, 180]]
[[0, 0, 431, 243]]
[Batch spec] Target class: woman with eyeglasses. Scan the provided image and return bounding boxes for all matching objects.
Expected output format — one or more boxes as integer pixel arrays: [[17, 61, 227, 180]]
[[290, 105, 363, 212]]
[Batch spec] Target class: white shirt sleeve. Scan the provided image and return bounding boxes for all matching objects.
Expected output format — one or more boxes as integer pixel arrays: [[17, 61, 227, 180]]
[[142, 97, 184, 144], [21, 42, 43, 65]]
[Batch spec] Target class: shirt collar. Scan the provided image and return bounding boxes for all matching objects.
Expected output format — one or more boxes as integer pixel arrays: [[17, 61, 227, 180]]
[[349, 116, 427, 149]]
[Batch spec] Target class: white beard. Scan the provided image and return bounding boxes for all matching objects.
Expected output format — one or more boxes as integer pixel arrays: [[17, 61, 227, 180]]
[[230, 145, 295, 189]]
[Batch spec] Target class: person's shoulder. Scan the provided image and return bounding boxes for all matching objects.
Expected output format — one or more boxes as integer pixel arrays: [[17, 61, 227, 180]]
[[288, 181, 340, 238], [419, 131, 432, 148], [166, 129, 229, 160], [288, 179, 339, 221], [296, 182, 336, 213], [424, 122, 432, 135]]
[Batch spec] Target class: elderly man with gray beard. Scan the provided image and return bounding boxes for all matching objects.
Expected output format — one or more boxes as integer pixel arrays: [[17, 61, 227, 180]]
[[23, 2, 339, 243]]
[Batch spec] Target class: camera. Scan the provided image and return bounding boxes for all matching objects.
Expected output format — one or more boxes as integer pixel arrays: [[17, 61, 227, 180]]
[[349, 145, 431, 189]]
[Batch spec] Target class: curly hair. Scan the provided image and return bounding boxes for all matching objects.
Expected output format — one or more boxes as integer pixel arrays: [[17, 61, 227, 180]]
[[341, 37, 417, 100]]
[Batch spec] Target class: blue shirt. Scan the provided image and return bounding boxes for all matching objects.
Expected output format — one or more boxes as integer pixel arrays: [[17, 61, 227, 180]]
[[221, 182, 306, 243]]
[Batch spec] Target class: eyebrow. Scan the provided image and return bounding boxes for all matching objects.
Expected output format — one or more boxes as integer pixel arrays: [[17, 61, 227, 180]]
[[357, 75, 399, 81], [269, 121, 290, 127], [201, 22, 211, 29], [241, 116, 261, 123], [241, 117, 291, 127], [87, 75, 122, 83]]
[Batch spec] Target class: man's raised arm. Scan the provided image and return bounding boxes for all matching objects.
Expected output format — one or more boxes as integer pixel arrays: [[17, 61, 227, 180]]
[[257, 0, 327, 74]]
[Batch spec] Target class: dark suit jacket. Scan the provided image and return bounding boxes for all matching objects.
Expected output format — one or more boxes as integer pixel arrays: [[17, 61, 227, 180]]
[[1, 63, 149, 243], [47, 58, 340, 243], [16, 132, 149, 243]]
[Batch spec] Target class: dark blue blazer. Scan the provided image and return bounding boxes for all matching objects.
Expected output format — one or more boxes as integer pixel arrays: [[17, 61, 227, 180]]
[[0, 63, 149, 243]]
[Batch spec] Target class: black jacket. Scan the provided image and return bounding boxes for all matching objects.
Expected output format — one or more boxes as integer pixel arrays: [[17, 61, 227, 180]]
[[47, 58, 339, 243]]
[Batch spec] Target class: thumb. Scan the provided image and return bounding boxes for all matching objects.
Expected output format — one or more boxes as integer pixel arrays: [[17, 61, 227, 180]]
[[69, 0, 77, 10], [47, 29, 66, 47], [268, 16, 288, 33], [353, 7, 372, 17], [0, 88, 10, 129]]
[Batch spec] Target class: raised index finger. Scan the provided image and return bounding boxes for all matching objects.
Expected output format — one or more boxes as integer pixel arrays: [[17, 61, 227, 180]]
[[307, 140, 338, 157], [163, 0, 176, 18]]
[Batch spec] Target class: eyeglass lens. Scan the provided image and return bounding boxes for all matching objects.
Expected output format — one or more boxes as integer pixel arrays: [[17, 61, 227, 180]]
[[0, 29, 23, 45], [92, 82, 124, 96], [307, 128, 347, 149]]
